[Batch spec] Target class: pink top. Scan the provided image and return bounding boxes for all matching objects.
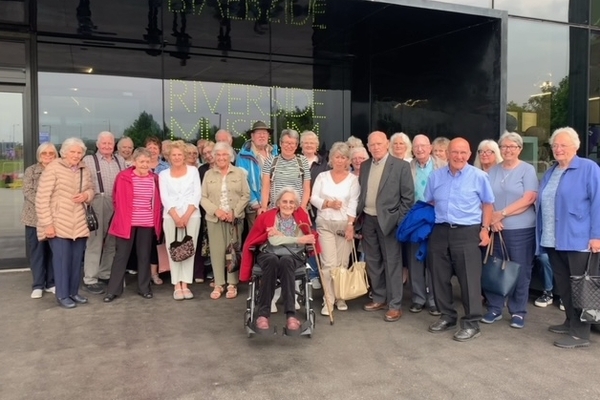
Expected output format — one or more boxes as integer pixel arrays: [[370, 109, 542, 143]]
[[131, 172, 155, 227]]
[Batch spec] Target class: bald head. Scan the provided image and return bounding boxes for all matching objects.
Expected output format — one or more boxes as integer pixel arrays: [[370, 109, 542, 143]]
[[448, 137, 471, 173], [367, 131, 389, 161]]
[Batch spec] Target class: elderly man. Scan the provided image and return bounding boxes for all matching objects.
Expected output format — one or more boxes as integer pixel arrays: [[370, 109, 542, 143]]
[[425, 138, 494, 342], [236, 121, 277, 228], [117, 137, 134, 167], [357, 131, 414, 322], [82, 131, 125, 294], [215, 129, 233, 145], [406, 134, 447, 315]]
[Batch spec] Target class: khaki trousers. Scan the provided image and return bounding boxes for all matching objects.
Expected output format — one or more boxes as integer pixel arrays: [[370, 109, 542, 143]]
[[207, 219, 243, 286], [83, 195, 116, 284]]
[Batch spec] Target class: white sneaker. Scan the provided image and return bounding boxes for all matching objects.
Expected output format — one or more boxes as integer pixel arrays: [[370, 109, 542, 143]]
[[295, 298, 301, 310], [271, 302, 278, 313], [31, 289, 43, 299], [321, 305, 330, 316], [311, 278, 321, 290], [336, 299, 348, 311], [44, 286, 55, 294]]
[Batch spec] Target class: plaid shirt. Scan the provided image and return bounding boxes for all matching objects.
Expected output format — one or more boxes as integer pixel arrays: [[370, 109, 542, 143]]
[[83, 152, 124, 196]]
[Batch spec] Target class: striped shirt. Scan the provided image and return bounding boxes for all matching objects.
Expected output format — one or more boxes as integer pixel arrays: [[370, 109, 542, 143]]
[[83, 152, 124, 196], [262, 155, 310, 207], [131, 172, 155, 227]]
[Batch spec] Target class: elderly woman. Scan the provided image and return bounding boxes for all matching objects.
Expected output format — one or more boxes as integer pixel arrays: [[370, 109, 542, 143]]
[[432, 137, 450, 162], [35, 138, 95, 308], [390, 132, 413, 162], [194, 140, 215, 283], [241, 187, 319, 331], [474, 140, 503, 173], [21, 142, 58, 299], [538, 127, 600, 349], [117, 137, 134, 167], [310, 142, 359, 315], [159, 140, 202, 300], [185, 143, 199, 167], [482, 132, 538, 328], [145, 136, 169, 285], [350, 146, 369, 177], [196, 139, 208, 164], [161, 139, 172, 161], [346, 135, 365, 150], [201, 142, 250, 300], [103, 148, 162, 302]]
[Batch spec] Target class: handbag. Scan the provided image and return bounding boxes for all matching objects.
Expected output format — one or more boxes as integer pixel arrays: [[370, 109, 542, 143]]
[[169, 226, 195, 262], [261, 242, 307, 260], [481, 232, 521, 297], [225, 220, 242, 273], [570, 253, 600, 324], [331, 242, 369, 301], [79, 169, 98, 232]]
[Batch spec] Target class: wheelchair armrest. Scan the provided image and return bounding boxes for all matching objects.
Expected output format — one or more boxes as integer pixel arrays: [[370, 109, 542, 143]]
[[306, 245, 314, 253]]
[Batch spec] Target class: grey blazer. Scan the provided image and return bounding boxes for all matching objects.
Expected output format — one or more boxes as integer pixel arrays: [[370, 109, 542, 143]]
[[357, 155, 415, 236]]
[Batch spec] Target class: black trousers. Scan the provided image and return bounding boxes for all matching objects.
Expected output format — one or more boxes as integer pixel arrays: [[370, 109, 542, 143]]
[[428, 224, 483, 329], [545, 248, 596, 340], [256, 252, 302, 318], [107, 227, 153, 296]]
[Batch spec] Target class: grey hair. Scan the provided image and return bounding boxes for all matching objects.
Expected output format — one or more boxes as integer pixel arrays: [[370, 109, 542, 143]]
[[96, 131, 115, 144], [60, 137, 87, 157], [473, 139, 503, 169], [212, 141, 236, 163], [300, 130, 319, 146], [36, 142, 58, 162], [215, 129, 233, 144], [550, 127, 581, 150], [275, 186, 301, 207], [117, 136, 133, 149], [350, 146, 370, 160], [498, 131, 524, 148], [389, 132, 412, 157], [432, 137, 450, 147], [132, 147, 151, 160], [328, 142, 351, 168], [280, 129, 299, 145], [346, 135, 364, 148]]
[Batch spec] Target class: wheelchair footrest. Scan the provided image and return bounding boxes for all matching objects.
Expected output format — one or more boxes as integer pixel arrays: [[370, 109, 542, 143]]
[[246, 322, 277, 336], [283, 320, 313, 337]]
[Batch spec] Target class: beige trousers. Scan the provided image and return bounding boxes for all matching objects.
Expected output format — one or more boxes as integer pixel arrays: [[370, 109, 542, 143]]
[[164, 216, 200, 285], [206, 219, 243, 286]]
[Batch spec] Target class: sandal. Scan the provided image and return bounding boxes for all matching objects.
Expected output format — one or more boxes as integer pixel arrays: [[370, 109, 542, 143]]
[[286, 316, 301, 331], [152, 274, 163, 285], [209, 280, 215, 288], [256, 316, 270, 330], [182, 288, 194, 300], [225, 284, 238, 299], [210, 285, 224, 300], [173, 289, 184, 301]]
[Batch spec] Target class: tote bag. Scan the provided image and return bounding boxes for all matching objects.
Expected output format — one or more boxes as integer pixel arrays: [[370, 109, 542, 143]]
[[571, 253, 600, 323], [331, 242, 369, 301], [481, 232, 521, 297]]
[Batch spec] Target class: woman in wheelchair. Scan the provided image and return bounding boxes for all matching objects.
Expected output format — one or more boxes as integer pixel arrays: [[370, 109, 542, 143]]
[[241, 187, 320, 332]]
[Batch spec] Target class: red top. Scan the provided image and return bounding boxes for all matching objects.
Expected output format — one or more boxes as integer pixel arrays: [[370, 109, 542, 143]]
[[240, 207, 320, 282]]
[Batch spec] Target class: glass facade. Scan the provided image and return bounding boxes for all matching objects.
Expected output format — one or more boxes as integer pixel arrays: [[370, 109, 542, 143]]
[[0, 0, 599, 267]]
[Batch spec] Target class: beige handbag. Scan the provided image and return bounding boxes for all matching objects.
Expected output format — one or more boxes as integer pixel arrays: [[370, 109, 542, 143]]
[[331, 242, 369, 301]]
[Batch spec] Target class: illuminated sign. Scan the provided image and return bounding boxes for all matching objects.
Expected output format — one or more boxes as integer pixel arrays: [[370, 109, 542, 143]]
[[167, 79, 326, 140]]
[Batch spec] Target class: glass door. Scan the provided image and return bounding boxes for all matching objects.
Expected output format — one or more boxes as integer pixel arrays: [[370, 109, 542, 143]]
[[0, 86, 26, 261]]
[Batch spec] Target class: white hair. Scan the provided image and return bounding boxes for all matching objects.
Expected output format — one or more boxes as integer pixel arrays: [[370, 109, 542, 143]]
[[280, 129, 299, 144], [36, 142, 58, 162], [389, 132, 412, 157], [212, 141, 236, 163], [350, 146, 369, 160], [473, 139, 503, 169], [275, 186, 301, 206], [346, 136, 364, 148], [215, 129, 233, 144], [60, 137, 87, 157], [300, 130, 319, 146], [550, 127, 580, 150], [328, 142, 351, 168], [96, 131, 115, 144], [117, 136, 134, 149]]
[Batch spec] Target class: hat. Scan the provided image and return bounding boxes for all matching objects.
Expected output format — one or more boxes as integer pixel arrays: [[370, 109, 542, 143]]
[[249, 121, 273, 134]]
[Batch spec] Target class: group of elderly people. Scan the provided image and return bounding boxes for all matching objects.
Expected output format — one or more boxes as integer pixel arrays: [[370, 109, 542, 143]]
[[21, 123, 600, 348]]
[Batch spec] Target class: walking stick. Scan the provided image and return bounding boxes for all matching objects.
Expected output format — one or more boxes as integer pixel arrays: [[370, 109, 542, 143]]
[[314, 252, 334, 325]]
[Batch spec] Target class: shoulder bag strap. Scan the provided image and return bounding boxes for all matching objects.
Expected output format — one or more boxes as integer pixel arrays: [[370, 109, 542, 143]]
[[114, 155, 122, 171], [483, 231, 495, 264], [93, 154, 105, 194]]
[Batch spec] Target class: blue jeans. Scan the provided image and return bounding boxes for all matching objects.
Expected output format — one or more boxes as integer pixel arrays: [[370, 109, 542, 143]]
[[537, 251, 554, 292], [484, 227, 536, 317], [49, 237, 87, 300], [25, 226, 54, 290]]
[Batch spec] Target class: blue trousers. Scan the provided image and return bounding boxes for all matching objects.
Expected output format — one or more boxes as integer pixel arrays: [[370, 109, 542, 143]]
[[484, 227, 536, 317], [49, 237, 87, 300], [26, 226, 54, 290], [537, 251, 554, 292]]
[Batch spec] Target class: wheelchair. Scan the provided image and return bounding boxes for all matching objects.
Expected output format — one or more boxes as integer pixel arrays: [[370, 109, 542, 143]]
[[244, 246, 316, 338]]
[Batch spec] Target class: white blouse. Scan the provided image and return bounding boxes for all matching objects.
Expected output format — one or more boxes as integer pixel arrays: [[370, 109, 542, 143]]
[[159, 165, 201, 218], [310, 171, 360, 221]]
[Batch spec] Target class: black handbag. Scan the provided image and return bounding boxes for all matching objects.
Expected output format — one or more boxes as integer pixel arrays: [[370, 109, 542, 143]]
[[79, 170, 98, 232], [261, 242, 307, 260], [570, 253, 600, 324], [225, 220, 242, 273], [169, 226, 195, 262], [481, 232, 521, 297]]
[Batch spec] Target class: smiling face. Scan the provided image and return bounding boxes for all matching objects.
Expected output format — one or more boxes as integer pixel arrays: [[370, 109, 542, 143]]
[[367, 132, 389, 161], [301, 137, 318, 157], [133, 154, 150, 175], [351, 152, 367, 171], [391, 137, 408, 159], [39, 148, 57, 167], [118, 139, 134, 160], [277, 191, 298, 218], [551, 132, 577, 165], [97, 135, 115, 157], [214, 149, 231, 169], [251, 129, 270, 148], [202, 145, 215, 164], [280, 135, 298, 159], [412, 135, 432, 164], [448, 138, 471, 173], [499, 139, 522, 163], [65, 145, 84, 167], [477, 145, 496, 166], [146, 142, 160, 161], [169, 147, 185, 167], [186, 149, 198, 166], [433, 144, 448, 161]]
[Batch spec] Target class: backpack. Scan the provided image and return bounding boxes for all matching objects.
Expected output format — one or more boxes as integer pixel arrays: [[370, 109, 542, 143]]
[[269, 155, 305, 181]]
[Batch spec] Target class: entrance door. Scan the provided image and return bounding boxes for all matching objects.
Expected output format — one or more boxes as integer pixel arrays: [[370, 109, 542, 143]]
[[0, 86, 26, 262]]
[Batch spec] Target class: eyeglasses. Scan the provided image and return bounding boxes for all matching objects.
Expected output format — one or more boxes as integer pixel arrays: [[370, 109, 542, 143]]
[[499, 145, 520, 151], [281, 141, 298, 147], [413, 145, 431, 149], [551, 143, 572, 150], [477, 150, 494, 155]]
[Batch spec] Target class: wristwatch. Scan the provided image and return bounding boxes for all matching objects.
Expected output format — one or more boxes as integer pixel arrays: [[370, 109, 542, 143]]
[[481, 225, 490, 231], [501, 209, 507, 217]]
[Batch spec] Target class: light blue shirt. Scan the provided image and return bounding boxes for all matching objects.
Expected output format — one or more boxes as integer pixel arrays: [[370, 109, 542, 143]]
[[414, 158, 434, 202], [540, 167, 565, 248], [425, 164, 494, 225]]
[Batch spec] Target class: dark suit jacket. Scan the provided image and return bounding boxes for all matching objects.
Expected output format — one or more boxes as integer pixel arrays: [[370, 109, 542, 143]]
[[357, 155, 415, 236]]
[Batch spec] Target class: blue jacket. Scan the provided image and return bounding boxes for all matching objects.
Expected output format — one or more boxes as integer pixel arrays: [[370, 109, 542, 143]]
[[537, 156, 600, 251], [397, 201, 435, 261], [236, 140, 278, 208]]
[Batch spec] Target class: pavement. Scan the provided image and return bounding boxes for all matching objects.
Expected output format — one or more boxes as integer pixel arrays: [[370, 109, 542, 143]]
[[1, 270, 599, 400]]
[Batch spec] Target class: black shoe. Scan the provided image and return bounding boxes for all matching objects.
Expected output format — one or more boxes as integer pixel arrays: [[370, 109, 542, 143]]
[[57, 297, 76, 309], [83, 283, 106, 295], [103, 294, 117, 303], [138, 292, 153, 299], [548, 323, 570, 334], [428, 319, 456, 333], [554, 336, 590, 349], [409, 303, 424, 313], [98, 278, 110, 285], [429, 307, 442, 316], [70, 294, 88, 304], [453, 328, 481, 342]]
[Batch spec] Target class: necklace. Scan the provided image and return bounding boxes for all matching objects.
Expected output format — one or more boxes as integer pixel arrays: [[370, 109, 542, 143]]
[[500, 161, 519, 184]]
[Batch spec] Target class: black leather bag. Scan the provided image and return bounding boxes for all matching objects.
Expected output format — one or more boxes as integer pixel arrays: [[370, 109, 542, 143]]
[[481, 232, 521, 297], [261, 242, 307, 260], [79, 170, 98, 232], [169, 227, 195, 262], [571, 253, 600, 323]]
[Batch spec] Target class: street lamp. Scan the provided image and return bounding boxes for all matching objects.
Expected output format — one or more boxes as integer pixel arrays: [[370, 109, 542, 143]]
[[214, 112, 222, 129]]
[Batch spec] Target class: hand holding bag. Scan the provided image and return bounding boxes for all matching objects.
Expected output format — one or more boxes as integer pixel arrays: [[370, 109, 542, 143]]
[[225, 219, 242, 273], [79, 169, 98, 232], [570, 252, 600, 323], [331, 242, 369, 301], [169, 226, 195, 262], [481, 232, 521, 297]]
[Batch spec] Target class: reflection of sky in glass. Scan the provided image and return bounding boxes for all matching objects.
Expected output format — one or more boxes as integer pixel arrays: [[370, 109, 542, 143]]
[[495, 0, 569, 22], [0, 93, 23, 143]]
